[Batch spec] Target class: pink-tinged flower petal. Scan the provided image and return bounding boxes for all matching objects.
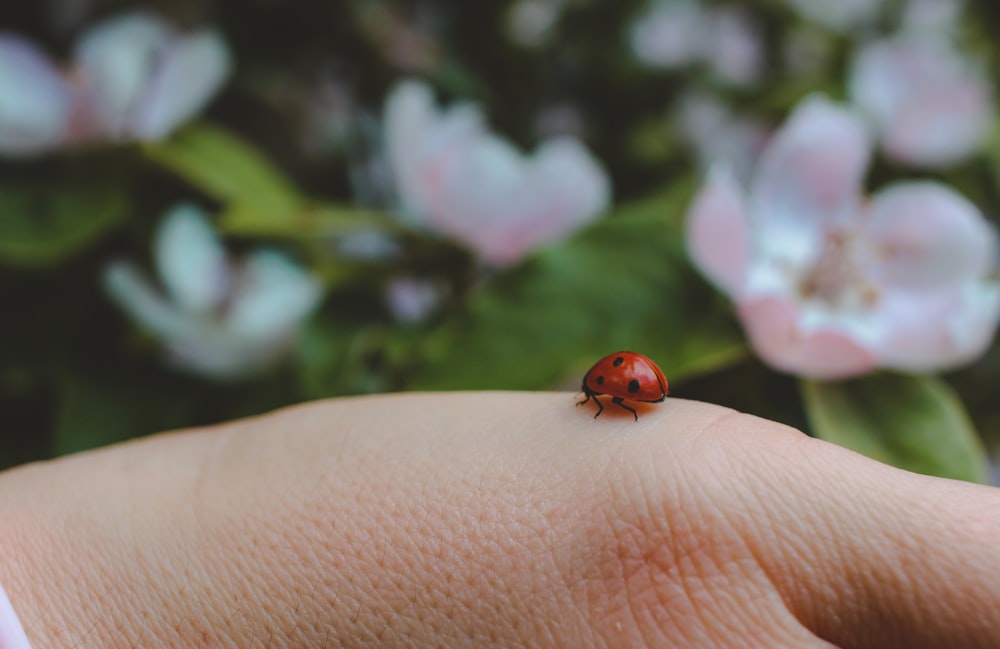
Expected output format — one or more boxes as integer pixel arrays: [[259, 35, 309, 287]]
[[737, 295, 877, 379], [705, 8, 763, 87], [0, 34, 73, 155], [384, 80, 483, 219], [685, 165, 751, 295], [75, 13, 171, 139], [130, 30, 231, 140], [480, 137, 609, 264], [385, 80, 610, 266], [901, 0, 964, 36], [629, 0, 706, 69], [750, 96, 870, 263], [871, 284, 1000, 371], [154, 204, 230, 314], [674, 92, 768, 184], [849, 37, 992, 167], [103, 260, 193, 340], [385, 276, 443, 324], [224, 250, 322, 341], [420, 134, 609, 265], [784, 0, 883, 32], [865, 182, 998, 290]]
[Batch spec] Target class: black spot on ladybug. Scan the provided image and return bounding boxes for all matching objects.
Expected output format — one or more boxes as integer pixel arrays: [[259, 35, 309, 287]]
[[627, 379, 640, 393], [596, 375, 605, 385], [613, 356, 624, 367]]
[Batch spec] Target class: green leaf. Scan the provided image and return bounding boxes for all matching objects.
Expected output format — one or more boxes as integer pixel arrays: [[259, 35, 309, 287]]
[[143, 122, 302, 226], [0, 176, 127, 267], [409, 178, 746, 391], [144, 123, 389, 238], [801, 373, 987, 483], [219, 200, 393, 238]]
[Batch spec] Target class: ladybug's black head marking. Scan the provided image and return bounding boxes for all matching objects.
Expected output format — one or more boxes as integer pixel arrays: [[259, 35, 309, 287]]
[[596, 375, 605, 385], [613, 356, 624, 367], [627, 379, 640, 394]]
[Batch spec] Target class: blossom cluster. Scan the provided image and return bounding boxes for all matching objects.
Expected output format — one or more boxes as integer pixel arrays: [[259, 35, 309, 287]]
[[0, 0, 997, 386], [0, 12, 230, 155]]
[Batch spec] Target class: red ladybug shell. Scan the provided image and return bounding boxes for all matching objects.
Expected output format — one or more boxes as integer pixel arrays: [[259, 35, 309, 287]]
[[583, 351, 668, 401], [578, 351, 668, 421]]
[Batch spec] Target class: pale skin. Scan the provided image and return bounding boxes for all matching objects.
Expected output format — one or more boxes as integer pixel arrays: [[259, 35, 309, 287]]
[[1, 392, 999, 648]]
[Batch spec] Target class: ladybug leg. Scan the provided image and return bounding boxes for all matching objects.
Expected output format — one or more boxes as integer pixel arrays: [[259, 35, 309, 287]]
[[612, 396, 639, 422], [590, 395, 604, 418], [581, 394, 604, 418], [578, 387, 605, 418]]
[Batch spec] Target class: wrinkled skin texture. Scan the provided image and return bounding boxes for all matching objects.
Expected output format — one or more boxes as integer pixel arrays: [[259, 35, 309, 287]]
[[1, 392, 999, 648]]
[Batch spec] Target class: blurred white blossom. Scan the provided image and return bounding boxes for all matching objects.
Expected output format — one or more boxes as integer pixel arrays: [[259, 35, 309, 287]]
[[0, 34, 77, 155], [849, 34, 993, 167], [784, 0, 885, 32], [75, 13, 231, 141], [674, 91, 769, 185], [686, 96, 1000, 379], [385, 276, 445, 325], [901, 0, 965, 35], [104, 205, 323, 379], [507, 0, 566, 47], [630, 1, 763, 87], [0, 12, 230, 156], [384, 80, 610, 266]]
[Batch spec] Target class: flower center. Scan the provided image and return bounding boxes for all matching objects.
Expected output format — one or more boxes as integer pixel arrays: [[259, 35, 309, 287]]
[[798, 227, 880, 310]]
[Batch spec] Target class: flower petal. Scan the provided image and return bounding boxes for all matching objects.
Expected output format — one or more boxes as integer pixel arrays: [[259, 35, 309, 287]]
[[737, 295, 876, 379], [385, 276, 443, 324], [705, 7, 763, 87], [784, 0, 882, 32], [865, 182, 998, 290], [750, 96, 871, 265], [384, 79, 483, 220], [153, 204, 230, 314], [418, 133, 609, 265], [685, 165, 751, 294], [0, 34, 73, 155], [130, 29, 231, 140], [673, 91, 768, 183], [849, 37, 992, 167], [478, 136, 609, 265], [385, 81, 610, 265], [75, 12, 171, 139], [225, 250, 322, 341], [629, 0, 706, 69], [103, 260, 193, 340], [872, 284, 1000, 371]]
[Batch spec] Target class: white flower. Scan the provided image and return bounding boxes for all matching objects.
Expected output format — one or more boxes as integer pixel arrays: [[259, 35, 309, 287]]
[[385, 276, 444, 325], [507, 0, 566, 47], [629, 1, 763, 87], [674, 91, 769, 185], [104, 205, 323, 379], [0, 34, 75, 156], [75, 12, 232, 141], [849, 34, 993, 167], [384, 80, 610, 266], [686, 96, 1000, 379], [0, 12, 230, 156], [784, 0, 885, 32]]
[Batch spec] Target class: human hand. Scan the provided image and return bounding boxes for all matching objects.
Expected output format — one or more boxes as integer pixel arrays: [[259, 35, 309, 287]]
[[1, 392, 998, 648]]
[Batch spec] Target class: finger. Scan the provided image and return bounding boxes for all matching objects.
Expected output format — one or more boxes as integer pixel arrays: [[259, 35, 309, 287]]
[[702, 413, 1000, 649]]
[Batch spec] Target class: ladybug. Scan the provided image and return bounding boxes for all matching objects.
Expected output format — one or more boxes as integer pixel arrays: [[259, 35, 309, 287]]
[[577, 351, 668, 421]]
